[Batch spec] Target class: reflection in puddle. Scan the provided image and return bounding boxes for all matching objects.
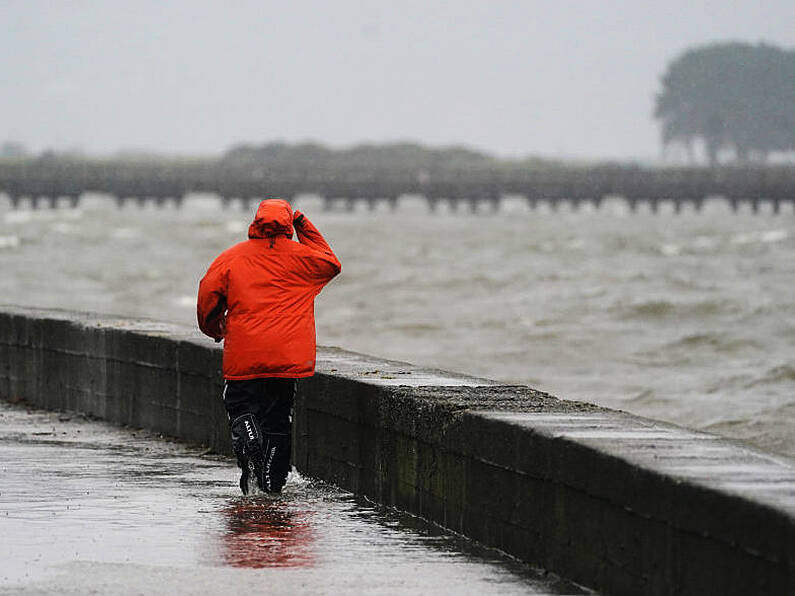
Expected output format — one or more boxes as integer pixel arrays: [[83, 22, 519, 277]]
[[219, 498, 314, 568]]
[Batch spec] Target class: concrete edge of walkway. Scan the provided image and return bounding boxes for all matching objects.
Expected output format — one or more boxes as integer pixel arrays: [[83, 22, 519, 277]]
[[1, 305, 793, 595]]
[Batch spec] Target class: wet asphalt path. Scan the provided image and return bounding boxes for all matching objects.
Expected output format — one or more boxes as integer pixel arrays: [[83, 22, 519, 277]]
[[0, 402, 591, 595]]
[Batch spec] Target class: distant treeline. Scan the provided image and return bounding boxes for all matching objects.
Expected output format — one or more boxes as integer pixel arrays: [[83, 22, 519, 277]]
[[1, 140, 579, 174], [221, 141, 567, 173]]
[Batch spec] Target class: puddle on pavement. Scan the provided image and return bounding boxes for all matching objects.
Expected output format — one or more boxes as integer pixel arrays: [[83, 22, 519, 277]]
[[0, 401, 591, 595]]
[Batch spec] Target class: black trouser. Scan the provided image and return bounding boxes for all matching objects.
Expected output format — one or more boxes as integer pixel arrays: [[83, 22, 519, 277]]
[[223, 378, 296, 493]]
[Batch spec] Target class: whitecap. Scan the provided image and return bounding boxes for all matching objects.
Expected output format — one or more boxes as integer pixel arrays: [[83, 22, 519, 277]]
[[174, 295, 195, 308], [61, 209, 84, 221], [730, 232, 757, 245], [4, 211, 33, 224], [225, 220, 246, 234], [52, 222, 76, 234], [110, 227, 139, 239], [730, 229, 789, 246], [659, 243, 680, 256], [0, 235, 20, 249], [760, 229, 788, 243]]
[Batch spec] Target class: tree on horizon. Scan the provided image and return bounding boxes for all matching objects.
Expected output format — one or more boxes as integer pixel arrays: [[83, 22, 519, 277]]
[[654, 41, 795, 165]]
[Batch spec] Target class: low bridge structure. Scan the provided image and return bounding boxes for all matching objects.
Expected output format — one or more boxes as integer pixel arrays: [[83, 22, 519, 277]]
[[1, 160, 794, 214]]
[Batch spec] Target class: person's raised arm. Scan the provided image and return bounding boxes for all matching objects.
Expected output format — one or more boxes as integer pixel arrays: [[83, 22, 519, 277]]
[[197, 257, 228, 341], [293, 210, 341, 281]]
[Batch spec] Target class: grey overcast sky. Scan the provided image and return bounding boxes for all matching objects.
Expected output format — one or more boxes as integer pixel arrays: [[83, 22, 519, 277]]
[[1, 0, 793, 160]]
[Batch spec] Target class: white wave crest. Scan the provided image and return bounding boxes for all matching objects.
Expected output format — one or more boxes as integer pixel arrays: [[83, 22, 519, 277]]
[[731, 229, 789, 245], [0, 235, 20, 249], [110, 227, 139, 239], [173, 295, 195, 308], [760, 229, 788, 243], [4, 211, 33, 224], [225, 220, 247, 233]]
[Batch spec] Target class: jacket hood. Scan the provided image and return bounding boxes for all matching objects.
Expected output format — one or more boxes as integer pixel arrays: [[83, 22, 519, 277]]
[[248, 199, 293, 239]]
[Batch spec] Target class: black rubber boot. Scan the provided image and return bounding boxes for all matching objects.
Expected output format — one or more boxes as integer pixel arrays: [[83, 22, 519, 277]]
[[230, 413, 264, 495], [261, 432, 292, 493]]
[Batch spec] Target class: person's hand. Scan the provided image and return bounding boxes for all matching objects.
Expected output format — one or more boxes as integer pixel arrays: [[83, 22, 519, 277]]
[[293, 210, 305, 227], [214, 316, 226, 342]]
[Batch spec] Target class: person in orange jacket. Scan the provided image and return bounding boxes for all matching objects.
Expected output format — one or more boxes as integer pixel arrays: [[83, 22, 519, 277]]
[[197, 198, 341, 494]]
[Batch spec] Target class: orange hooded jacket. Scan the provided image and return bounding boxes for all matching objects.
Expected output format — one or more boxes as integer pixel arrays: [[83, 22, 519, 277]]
[[197, 199, 341, 380]]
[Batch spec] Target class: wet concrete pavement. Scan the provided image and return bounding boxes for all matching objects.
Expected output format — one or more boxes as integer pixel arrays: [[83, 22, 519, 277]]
[[0, 402, 591, 595]]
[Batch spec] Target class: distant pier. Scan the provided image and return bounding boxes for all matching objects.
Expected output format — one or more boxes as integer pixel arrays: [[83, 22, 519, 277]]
[[1, 160, 793, 214]]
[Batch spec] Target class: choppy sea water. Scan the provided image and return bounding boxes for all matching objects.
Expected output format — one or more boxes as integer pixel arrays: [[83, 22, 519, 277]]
[[1, 193, 793, 458]]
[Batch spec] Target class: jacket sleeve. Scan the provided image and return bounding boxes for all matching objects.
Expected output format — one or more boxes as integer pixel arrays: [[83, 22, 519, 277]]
[[293, 211, 342, 283], [197, 256, 228, 340]]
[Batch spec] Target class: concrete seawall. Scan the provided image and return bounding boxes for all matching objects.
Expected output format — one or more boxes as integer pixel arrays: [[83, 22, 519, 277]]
[[1, 306, 793, 595]]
